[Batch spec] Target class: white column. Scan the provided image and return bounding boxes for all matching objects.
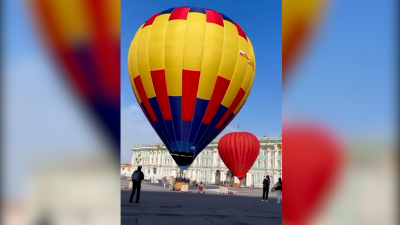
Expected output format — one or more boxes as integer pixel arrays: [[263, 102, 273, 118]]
[[247, 172, 252, 187], [211, 170, 215, 183], [234, 176, 239, 183], [149, 151, 152, 165], [212, 150, 217, 167], [172, 169, 177, 177]]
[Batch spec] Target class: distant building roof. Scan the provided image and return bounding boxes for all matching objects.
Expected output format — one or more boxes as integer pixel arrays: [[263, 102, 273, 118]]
[[132, 135, 281, 150]]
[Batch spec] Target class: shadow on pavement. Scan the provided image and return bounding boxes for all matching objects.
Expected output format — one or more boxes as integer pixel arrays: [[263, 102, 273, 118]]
[[121, 189, 282, 225]]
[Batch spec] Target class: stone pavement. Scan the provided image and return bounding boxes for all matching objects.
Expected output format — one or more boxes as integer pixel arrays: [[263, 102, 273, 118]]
[[121, 180, 281, 225], [122, 179, 278, 197]]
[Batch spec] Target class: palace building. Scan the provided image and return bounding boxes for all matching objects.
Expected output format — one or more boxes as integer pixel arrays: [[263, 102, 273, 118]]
[[131, 136, 282, 188]]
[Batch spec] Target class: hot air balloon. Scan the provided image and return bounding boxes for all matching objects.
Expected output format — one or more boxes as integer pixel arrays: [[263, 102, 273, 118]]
[[218, 131, 260, 180], [30, 0, 121, 155], [128, 7, 256, 170], [283, 0, 328, 82]]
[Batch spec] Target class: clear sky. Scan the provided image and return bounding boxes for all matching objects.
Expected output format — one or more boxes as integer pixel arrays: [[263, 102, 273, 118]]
[[283, 0, 396, 142], [121, 1, 283, 162]]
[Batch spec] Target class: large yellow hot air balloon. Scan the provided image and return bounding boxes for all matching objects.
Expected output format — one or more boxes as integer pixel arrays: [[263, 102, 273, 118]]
[[128, 6, 256, 170]]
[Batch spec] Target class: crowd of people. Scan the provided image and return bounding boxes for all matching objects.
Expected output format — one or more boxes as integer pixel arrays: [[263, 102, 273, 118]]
[[128, 166, 282, 204]]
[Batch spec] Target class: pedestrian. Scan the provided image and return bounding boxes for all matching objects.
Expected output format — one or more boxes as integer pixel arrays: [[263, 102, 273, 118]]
[[273, 178, 282, 203], [168, 176, 175, 191], [129, 165, 144, 203], [261, 175, 270, 202]]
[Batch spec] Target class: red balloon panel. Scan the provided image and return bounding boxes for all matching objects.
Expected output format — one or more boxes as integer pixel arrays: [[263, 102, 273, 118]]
[[218, 132, 260, 180]]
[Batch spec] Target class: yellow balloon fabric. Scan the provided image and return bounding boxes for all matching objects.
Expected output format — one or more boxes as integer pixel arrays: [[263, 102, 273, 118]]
[[282, 0, 327, 78], [128, 6, 256, 169]]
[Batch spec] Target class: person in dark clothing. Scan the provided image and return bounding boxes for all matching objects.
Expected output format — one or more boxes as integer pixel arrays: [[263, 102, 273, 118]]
[[129, 165, 144, 203], [262, 175, 270, 202]]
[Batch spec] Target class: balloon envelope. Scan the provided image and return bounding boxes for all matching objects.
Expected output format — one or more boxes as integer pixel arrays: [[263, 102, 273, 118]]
[[30, 0, 121, 155], [218, 131, 260, 180], [128, 7, 256, 169], [283, 0, 327, 82]]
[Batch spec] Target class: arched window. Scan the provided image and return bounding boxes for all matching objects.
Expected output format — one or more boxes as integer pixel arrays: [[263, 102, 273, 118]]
[[258, 160, 261, 168]]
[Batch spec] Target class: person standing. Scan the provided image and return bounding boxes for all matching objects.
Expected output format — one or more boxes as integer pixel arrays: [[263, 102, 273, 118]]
[[273, 178, 282, 203], [129, 165, 144, 203], [262, 175, 270, 202]]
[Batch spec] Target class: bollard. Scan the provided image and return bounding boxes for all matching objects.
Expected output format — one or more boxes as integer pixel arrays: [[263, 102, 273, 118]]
[[219, 186, 228, 194], [180, 184, 189, 193]]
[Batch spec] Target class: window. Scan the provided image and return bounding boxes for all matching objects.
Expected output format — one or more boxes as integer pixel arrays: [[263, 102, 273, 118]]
[[278, 161, 282, 169], [278, 151, 282, 156], [264, 160, 267, 168]]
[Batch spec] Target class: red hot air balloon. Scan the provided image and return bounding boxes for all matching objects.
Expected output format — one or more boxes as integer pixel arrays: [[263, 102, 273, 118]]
[[218, 131, 260, 180]]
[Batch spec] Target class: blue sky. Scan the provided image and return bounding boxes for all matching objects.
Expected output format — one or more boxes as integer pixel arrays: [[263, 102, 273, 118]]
[[283, 0, 397, 142], [121, 1, 282, 161]]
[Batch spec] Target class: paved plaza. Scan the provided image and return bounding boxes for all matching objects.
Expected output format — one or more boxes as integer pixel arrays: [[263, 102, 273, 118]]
[[121, 179, 282, 225]]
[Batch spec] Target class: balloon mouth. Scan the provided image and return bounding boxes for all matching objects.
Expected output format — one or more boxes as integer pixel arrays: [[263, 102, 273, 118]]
[[170, 151, 194, 168], [178, 165, 190, 170], [238, 177, 244, 181]]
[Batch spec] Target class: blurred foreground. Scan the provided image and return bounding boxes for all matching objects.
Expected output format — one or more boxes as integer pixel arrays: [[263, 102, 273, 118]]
[[283, 0, 398, 224], [2, 0, 120, 224]]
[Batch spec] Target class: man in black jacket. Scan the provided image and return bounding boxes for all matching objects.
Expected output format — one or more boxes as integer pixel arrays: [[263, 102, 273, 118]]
[[129, 165, 145, 203], [262, 175, 270, 202]]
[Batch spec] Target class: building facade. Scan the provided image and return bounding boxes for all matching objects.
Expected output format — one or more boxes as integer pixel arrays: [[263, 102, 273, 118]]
[[131, 136, 282, 188], [120, 163, 132, 177]]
